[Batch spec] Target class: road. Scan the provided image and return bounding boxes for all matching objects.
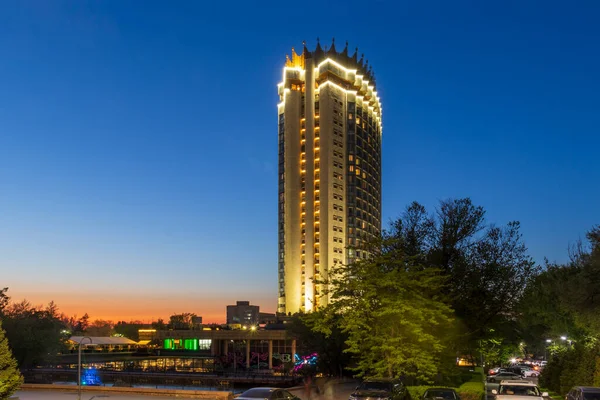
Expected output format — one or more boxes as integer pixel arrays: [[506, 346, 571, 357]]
[[14, 391, 194, 400]]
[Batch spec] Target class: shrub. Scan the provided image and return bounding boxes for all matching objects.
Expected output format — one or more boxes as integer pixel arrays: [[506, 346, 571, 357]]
[[407, 386, 437, 400], [541, 342, 600, 394], [457, 381, 485, 400]]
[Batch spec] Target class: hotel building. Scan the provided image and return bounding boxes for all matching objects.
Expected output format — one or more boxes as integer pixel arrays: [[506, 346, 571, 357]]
[[277, 39, 383, 314]]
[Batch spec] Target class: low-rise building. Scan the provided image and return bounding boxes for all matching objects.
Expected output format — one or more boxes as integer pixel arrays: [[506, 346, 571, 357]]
[[227, 301, 259, 326]]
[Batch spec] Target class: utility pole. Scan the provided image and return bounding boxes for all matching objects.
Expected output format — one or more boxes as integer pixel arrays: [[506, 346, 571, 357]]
[[78, 337, 93, 400]]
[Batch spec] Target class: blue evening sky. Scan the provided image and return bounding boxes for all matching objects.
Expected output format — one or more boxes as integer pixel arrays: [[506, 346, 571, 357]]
[[0, 1, 598, 321]]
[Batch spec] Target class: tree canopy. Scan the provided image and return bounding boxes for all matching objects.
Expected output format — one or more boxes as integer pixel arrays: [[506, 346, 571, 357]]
[[319, 229, 454, 381], [0, 320, 22, 399]]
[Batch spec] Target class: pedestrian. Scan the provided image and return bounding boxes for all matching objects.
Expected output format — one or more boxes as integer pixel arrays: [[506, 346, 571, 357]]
[[304, 374, 313, 400]]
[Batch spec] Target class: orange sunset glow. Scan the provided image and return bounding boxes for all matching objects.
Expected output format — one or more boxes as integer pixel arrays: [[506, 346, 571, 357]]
[[7, 286, 277, 324]]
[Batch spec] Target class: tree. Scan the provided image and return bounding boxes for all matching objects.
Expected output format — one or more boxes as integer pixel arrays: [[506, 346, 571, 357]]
[[520, 225, 600, 343], [86, 320, 114, 337], [2, 299, 68, 369], [152, 318, 166, 330], [286, 311, 351, 376], [169, 313, 196, 330], [0, 287, 9, 315], [74, 313, 90, 334], [321, 232, 454, 381], [0, 320, 22, 399], [390, 199, 539, 354], [114, 321, 147, 341]]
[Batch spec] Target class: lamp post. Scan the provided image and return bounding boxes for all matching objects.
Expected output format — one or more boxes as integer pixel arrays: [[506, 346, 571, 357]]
[[545, 339, 552, 361], [250, 326, 258, 372], [78, 337, 93, 400]]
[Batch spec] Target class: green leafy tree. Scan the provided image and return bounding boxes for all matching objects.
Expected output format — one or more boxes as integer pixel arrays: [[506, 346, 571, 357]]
[[322, 232, 454, 381], [520, 226, 600, 344], [391, 199, 538, 356], [0, 320, 23, 399], [0, 287, 9, 315]]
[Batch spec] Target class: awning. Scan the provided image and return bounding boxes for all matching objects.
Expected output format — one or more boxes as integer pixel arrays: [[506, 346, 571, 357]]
[[69, 336, 138, 346]]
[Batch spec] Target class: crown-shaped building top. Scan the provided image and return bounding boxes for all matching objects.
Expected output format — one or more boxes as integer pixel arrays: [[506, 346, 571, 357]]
[[285, 38, 376, 88]]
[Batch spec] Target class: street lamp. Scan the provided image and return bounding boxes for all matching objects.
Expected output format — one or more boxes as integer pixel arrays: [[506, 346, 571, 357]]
[[78, 337, 93, 400], [560, 336, 567, 341], [546, 339, 552, 343]]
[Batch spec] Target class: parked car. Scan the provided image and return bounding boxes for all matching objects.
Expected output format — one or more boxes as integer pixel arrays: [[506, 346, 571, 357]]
[[349, 379, 406, 400], [236, 387, 300, 400], [566, 387, 600, 400], [522, 369, 540, 378], [423, 388, 460, 400], [489, 368, 507, 376], [488, 372, 523, 383], [492, 380, 548, 400]]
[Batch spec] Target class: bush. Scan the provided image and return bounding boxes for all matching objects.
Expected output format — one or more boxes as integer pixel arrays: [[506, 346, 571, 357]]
[[407, 386, 454, 400], [457, 381, 485, 400], [541, 342, 600, 394], [407, 381, 484, 400]]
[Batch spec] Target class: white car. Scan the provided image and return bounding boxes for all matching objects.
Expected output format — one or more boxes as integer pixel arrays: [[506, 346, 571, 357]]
[[492, 380, 548, 400], [522, 369, 541, 378]]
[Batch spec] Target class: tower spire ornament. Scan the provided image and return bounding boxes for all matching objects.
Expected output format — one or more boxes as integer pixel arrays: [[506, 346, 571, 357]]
[[342, 40, 349, 57], [328, 37, 337, 56]]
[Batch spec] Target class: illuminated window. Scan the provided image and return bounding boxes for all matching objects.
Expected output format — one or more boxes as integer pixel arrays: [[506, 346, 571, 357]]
[[198, 339, 212, 350]]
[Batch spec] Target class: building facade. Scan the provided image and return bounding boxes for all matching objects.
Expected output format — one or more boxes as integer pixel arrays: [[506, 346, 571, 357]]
[[277, 40, 383, 314], [226, 301, 260, 326]]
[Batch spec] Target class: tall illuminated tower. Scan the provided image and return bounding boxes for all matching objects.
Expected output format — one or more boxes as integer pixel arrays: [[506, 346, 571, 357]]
[[277, 39, 383, 314]]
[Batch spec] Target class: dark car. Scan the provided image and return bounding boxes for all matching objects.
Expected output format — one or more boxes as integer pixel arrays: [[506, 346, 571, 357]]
[[349, 379, 406, 400], [487, 372, 523, 383], [236, 387, 300, 400], [423, 388, 460, 400], [566, 387, 600, 400]]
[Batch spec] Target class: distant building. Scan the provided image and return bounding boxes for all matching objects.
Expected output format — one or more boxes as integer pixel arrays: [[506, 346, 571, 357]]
[[191, 316, 203, 329], [259, 312, 277, 325], [226, 301, 259, 326]]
